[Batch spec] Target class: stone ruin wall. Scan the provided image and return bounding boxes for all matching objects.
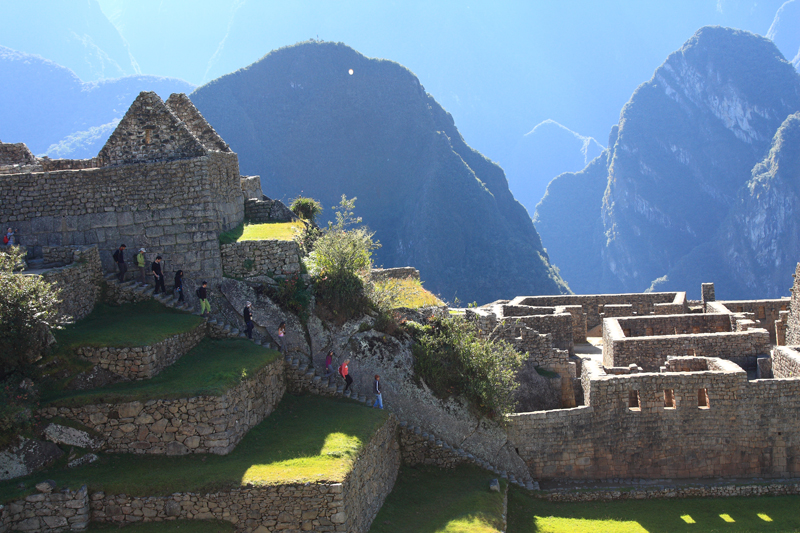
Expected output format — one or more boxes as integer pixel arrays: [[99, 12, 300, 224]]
[[220, 240, 301, 278], [0, 154, 241, 291], [74, 322, 206, 381], [41, 357, 285, 456], [716, 298, 789, 343], [38, 245, 103, 323], [244, 196, 297, 223], [514, 292, 686, 331], [603, 314, 772, 371], [87, 416, 398, 533], [0, 485, 89, 532], [785, 263, 800, 345], [773, 346, 800, 378], [507, 357, 800, 481]]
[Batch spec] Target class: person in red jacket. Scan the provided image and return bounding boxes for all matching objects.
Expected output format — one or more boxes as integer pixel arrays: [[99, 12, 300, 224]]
[[339, 358, 353, 392]]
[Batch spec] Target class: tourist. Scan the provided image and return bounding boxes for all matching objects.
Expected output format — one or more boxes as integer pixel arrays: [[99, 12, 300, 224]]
[[373, 374, 383, 409], [3, 227, 15, 247], [151, 256, 166, 294], [278, 322, 286, 353], [112, 244, 127, 283], [323, 350, 335, 378], [339, 358, 353, 392], [244, 301, 254, 339], [174, 270, 185, 302], [198, 281, 211, 316], [136, 248, 147, 284]]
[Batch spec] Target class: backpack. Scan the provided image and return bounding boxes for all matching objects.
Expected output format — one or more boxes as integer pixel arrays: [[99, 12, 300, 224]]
[[196, 288, 202, 298], [338, 364, 344, 377], [112, 249, 120, 262], [2, 235, 8, 245]]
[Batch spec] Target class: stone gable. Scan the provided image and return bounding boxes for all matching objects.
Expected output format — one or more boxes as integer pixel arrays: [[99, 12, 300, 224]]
[[165, 93, 231, 153]]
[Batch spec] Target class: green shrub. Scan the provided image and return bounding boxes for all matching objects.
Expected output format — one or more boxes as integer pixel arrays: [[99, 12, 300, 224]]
[[305, 196, 380, 320], [261, 273, 313, 322], [0, 247, 62, 378], [410, 316, 524, 419], [290, 197, 323, 223]]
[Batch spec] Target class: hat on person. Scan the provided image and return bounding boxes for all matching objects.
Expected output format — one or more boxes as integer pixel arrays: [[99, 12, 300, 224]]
[[246, 301, 252, 306], [139, 248, 146, 252]]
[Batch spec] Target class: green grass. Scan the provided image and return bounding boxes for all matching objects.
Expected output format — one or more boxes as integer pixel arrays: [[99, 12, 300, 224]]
[[375, 277, 444, 309], [41, 338, 280, 407], [0, 394, 387, 504], [88, 519, 234, 532], [220, 222, 304, 244], [54, 301, 204, 350], [370, 464, 507, 533], [507, 486, 800, 532]]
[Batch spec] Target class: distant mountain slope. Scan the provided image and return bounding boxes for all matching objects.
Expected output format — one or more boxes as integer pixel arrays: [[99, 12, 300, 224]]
[[533, 126, 617, 295], [664, 112, 800, 298], [0, 0, 137, 81], [505, 120, 604, 217], [191, 41, 568, 303], [534, 27, 800, 298], [0, 47, 195, 158], [768, 0, 800, 69]]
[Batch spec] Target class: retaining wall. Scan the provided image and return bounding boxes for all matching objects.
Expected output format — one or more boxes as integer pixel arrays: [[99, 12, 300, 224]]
[[74, 322, 206, 380], [39, 246, 102, 322], [507, 357, 800, 481], [244, 197, 296, 223], [773, 346, 800, 378], [41, 357, 285, 455], [788, 264, 800, 345], [220, 240, 301, 278], [0, 486, 89, 532], [89, 415, 399, 533]]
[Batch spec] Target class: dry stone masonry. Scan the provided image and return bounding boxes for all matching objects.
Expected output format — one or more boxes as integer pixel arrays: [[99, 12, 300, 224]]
[[220, 240, 301, 278], [38, 245, 103, 322], [0, 485, 89, 532]]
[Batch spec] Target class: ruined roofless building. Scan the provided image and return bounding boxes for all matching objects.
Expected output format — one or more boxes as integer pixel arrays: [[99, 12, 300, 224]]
[[0, 92, 262, 294]]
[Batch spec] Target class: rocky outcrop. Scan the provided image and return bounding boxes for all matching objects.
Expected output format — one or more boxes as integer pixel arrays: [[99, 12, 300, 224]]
[[0, 437, 63, 481]]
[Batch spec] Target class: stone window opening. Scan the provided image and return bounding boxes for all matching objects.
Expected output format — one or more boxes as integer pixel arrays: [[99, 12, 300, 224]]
[[758, 306, 766, 319], [698, 388, 710, 409], [628, 390, 641, 411], [664, 389, 676, 409]]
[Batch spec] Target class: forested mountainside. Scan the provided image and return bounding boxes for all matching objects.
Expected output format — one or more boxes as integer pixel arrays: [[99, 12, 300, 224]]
[[535, 26, 800, 298], [191, 41, 568, 303], [0, 46, 194, 158], [504, 119, 603, 218]]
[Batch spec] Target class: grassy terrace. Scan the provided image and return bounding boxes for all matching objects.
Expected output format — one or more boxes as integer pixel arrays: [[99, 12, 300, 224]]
[[54, 301, 204, 350], [1, 395, 388, 503], [507, 488, 800, 532], [42, 338, 280, 407], [219, 221, 304, 244], [370, 464, 507, 533], [377, 277, 443, 309]]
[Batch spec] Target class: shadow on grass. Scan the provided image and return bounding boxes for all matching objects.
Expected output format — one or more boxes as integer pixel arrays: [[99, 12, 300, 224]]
[[508, 486, 800, 532], [370, 464, 506, 533], [0, 394, 388, 504]]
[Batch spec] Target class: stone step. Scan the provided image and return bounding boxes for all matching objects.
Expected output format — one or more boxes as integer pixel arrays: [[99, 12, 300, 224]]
[[304, 371, 315, 380], [230, 328, 239, 336], [298, 363, 308, 373], [312, 375, 321, 384], [343, 390, 351, 398]]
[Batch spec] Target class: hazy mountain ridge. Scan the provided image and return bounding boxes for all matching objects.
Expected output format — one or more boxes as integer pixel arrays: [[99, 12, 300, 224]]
[[535, 27, 800, 298], [191, 41, 568, 303], [505, 119, 604, 217], [0, 46, 195, 158]]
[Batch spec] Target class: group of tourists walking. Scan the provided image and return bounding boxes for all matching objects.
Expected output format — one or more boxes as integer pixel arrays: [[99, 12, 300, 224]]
[[112, 244, 210, 316], [321, 350, 383, 409]]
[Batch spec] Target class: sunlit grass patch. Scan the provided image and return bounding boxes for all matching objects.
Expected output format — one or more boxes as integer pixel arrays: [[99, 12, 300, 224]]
[[239, 221, 304, 241], [534, 516, 648, 533], [374, 277, 443, 309], [681, 515, 696, 524], [720, 513, 735, 523], [1, 395, 387, 504], [759, 513, 774, 522], [370, 464, 505, 533]]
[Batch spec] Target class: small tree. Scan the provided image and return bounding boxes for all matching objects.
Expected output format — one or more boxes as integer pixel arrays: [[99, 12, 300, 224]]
[[290, 196, 323, 224], [0, 248, 62, 377], [304, 196, 380, 317]]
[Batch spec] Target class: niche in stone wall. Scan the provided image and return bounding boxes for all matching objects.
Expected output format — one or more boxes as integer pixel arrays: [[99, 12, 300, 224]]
[[697, 388, 710, 409], [628, 390, 641, 411], [664, 389, 676, 409]]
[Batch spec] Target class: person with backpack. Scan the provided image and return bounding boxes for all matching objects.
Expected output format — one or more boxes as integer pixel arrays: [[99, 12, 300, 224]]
[[136, 248, 147, 284], [3, 227, 15, 247], [243, 301, 254, 339], [112, 244, 127, 283], [197, 281, 211, 316], [151, 256, 166, 294], [339, 358, 353, 393], [323, 351, 335, 379], [373, 374, 383, 409], [174, 270, 185, 302]]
